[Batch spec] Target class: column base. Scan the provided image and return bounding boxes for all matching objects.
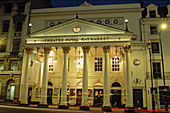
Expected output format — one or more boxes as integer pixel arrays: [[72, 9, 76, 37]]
[[102, 106, 112, 112], [80, 106, 90, 110], [20, 104, 29, 107], [38, 104, 48, 108], [125, 107, 135, 112], [58, 105, 69, 109]]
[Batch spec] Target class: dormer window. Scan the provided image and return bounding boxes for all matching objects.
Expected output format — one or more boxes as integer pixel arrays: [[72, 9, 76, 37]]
[[149, 10, 156, 18]]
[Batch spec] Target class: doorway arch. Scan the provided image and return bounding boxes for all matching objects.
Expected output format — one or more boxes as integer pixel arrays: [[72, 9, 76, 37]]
[[93, 82, 103, 107], [111, 82, 122, 108], [6, 79, 15, 100]]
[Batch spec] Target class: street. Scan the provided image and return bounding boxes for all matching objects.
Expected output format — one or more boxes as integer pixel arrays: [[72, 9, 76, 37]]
[[0, 105, 168, 113]]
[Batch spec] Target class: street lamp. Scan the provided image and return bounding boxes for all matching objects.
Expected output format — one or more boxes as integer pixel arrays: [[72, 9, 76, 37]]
[[125, 19, 128, 31], [159, 23, 168, 111], [147, 41, 155, 112], [159, 23, 167, 87]]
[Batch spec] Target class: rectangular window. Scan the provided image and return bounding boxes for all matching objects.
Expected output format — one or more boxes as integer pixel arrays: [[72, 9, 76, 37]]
[[2, 20, 10, 32], [112, 57, 120, 71], [153, 62, 161, 79], [49, 58, 54, 72], [12, 39, 20, 53], [151, 42, 159, 53], [150, 26, 158, 34], [4, 3, 12, 13], [15, 21, 22, 32], [0, 45, 6, 52], [17, 3, 25, 13], [0, 60, 4, 71], [149, 10, 156, 18], [95, 57, 102, 71], [10, 60, 18, 71]]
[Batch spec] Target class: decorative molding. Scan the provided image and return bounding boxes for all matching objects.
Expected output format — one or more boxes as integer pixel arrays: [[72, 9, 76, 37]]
[[62, 47, 71, 54], [102, 46, 110, 53], [123, 45, 131, 53], [82, 46, 90, 53], [43, 47, 51, 54], [25, 47, 34, 55]]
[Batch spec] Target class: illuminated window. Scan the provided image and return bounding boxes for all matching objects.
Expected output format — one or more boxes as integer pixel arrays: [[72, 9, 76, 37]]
[[111, 57, 120, 71], [10, 60, 18, 71], [95, 57, 102, 71], [49, 58, 54, 72], [0, 60, 4, 71]]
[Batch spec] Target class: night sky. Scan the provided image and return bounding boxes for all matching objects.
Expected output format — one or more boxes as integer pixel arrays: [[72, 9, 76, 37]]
[[51, 0, 170, 8]]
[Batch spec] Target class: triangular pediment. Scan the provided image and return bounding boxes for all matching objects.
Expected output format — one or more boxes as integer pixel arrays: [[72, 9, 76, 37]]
[[29, 18, 130, 37]]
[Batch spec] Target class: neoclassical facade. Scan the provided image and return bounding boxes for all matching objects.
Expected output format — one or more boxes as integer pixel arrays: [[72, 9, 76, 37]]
[[1, 0, 170, 111]]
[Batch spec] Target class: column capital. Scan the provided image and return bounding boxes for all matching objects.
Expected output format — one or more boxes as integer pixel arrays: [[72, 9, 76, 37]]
[[82, 46, 90, 53], [25, 47, 34, 55], [43, 47, 52, 54], [62, 47, 70, 54], [123, 45, 131, 53], [102, 46, 110, 53]]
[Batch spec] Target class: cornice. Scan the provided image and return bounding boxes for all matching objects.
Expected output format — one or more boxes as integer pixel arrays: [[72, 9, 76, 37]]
[[30, 8, 144, 17]]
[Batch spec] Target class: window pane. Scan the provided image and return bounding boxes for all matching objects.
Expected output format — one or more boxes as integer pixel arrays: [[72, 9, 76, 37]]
[[2, 20, 9, 32], [10, 61, 18, 71], [149, 11, 156, 18], [0, 61, 4, 71], [4, 4, 12, 13], [151, 42, 159, 53], [150, 26, 158, 34], [94, 57, 102, 71], [153, 62, 161, 79], [112, 57, 120, 71], [15, 21, 22, 32]]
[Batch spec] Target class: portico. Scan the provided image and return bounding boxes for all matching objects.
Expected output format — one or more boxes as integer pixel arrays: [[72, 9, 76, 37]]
[[21, 18, 133, 110]]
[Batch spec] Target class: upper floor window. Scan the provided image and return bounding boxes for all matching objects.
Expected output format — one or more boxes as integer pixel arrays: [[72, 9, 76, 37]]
[[2, 20, 10, 32], [95, 57, 102, 71], [151, 42, 159, 53], [4, 3, 12, 13], [150, 26, 158, 34], [17, 3, 25, 13], [149, 10, 156, 18], [153, 62, 161, 79], [0, 45, 6, 52], [49, 58, 54, 72], [15, 21, 22, 32], [10, 60, 18, 71], [111, 57, 120, 71], [0, 60, 4, 71]]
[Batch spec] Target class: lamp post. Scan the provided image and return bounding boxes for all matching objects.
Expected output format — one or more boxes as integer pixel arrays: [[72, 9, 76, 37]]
[[125, 19, 128, 31], [159, 23, 167, 87], [159, 23, 168, 111], [147, 41, 155, 112]]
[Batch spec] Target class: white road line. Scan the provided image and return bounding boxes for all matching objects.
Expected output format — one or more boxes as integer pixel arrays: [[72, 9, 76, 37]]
[[0, 105, 86, 112]]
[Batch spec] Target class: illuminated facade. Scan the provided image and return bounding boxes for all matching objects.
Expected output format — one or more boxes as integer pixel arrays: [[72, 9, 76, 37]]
[[1, 0, 170, 111]]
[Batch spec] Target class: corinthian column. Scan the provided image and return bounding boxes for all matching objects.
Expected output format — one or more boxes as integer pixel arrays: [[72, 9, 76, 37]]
[[20, 47, 34, 105], [123, 45, 133, 111], [58, 47, 70, 109], [102, 46, 111, 112], [80, 46, 90, 110], [39, 47, 51, 108]]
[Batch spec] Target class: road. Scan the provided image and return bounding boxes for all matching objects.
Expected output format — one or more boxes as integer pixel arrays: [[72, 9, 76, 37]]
[[0, 105, 168, 113]]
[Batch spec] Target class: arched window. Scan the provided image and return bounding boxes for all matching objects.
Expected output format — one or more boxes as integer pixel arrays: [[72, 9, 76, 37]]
[[111, 82, 121, 87]]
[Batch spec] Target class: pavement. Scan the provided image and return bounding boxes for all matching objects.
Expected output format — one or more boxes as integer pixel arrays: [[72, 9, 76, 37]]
[[0, 101, 125, 112], [0, 101, 169, 113]]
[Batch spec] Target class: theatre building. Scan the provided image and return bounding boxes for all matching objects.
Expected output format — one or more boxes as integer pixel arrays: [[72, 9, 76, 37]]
[[8, 1, 170, 111]]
